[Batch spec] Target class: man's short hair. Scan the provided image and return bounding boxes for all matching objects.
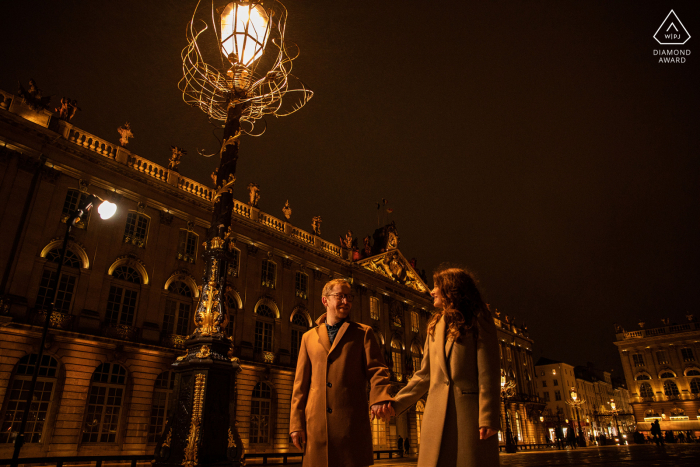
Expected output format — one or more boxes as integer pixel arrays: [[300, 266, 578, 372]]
[[322, 278, 351, 297]]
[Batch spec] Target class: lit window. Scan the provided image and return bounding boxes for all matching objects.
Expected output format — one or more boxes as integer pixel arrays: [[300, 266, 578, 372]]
[[250, 382, 272, 444], [391, 339, 403, 381], [148, 371, 175, 443], [632, 353, 645, 367], [411, 311, 419, 333], [681, 348, 695, 363], [371, 413, 386, 447], [639, 383, 654, 398], [124, 212, 149, 247], [370, 297, 380, 320], [82, 363, 127, 443], [410, 343, 422, 378], [177, 230, 198, 263], [0, 355, 58, 444], [663, 380, 680, 397], [261, 260, 276, 289], [254, 305, 274, 353], [415, 401, 424, 446], [295, 272, 308, 299]]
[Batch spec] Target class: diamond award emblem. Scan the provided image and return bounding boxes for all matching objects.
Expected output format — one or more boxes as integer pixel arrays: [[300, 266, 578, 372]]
[[654, 10, 690, 45]]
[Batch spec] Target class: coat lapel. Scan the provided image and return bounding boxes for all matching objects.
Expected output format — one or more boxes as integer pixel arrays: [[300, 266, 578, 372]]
[[434, 317, 451, 381], [328, 322, 350, 355], [317, 324, 331, 354]]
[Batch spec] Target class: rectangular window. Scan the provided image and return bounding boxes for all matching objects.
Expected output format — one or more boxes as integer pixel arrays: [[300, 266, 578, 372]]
[[507, 347, 512, 362], [177, 230, 198, 263], [254, 321, 273, 352], [370, 297, 380, 320], [392, 349, 403, 380], [124, 212, 149, 247], [656, 350, 669, 365], [295, 272, 308, 299], [554, 390, 561, 401], [542, 380, 547, 388], [681, 348, 695, 362], [261, 260, 276, 289], [82, 385, 123, 443], [371, 416, 386, 446], [105, 286, 138, 325], [163, 299, 191, 336], [61, 189, 90, 228], [411, 311, 419, 332], [632, 353, 645, 367], [250, 398, 271, 444], [227, 249, 239, 277], [35, 270, 77, 313], [553, 379, 558, 386], [543, 391, 550, 402]]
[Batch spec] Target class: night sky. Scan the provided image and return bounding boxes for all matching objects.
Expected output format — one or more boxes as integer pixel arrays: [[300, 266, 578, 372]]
[[1, 1, 698, 376]]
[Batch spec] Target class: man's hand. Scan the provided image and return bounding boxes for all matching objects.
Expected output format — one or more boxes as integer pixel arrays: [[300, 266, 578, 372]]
[[370, 402, 395, 421], [291, 431, 306, 451], [479, 427, 498, 440]]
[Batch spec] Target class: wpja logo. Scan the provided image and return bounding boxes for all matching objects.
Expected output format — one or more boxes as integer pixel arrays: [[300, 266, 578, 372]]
[[653, 10, 691, 63]]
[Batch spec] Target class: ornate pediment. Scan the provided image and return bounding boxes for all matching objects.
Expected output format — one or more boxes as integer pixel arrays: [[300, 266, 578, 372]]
[[357, 249, 429, 294]]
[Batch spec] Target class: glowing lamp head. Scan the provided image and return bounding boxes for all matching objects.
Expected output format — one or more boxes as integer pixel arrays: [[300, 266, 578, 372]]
[[221, 1, 271, 68], [540, 416, 544, 422], [570, 388, 578, 401], [501, 374, 506, 388], [610, 400, 616, 410], [98, 200, 117, 219]]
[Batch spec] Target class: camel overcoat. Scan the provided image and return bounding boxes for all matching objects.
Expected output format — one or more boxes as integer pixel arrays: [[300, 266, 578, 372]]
[[290, 314, 393, 467], [393, 314, 501, 467]]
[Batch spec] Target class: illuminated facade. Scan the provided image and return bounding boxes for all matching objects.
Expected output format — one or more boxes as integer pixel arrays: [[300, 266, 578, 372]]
[[614, 317, 700, 435]]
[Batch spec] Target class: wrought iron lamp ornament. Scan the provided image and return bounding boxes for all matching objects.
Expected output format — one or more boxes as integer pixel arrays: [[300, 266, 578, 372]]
[[500, 372, 517, 453], [180, 0, 313, 133], [565, 386, 586, 446]]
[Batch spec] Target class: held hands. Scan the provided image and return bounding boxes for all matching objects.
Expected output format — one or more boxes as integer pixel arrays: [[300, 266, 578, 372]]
[[370, 402, 395, 421], [291, 430, 306, 451], [479, 427, 498, 440]]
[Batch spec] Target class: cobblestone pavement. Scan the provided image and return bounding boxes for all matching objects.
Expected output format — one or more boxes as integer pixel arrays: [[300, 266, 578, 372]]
[[316, 444, 700, 467]]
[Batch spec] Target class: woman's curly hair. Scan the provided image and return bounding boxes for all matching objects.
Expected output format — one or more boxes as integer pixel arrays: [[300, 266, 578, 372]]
[[427, 265, 489, 341]]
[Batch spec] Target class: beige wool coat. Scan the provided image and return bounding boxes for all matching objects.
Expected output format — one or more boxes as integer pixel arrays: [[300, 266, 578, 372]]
[[393, 314, 501, 467], [290, 314, 393, 467]]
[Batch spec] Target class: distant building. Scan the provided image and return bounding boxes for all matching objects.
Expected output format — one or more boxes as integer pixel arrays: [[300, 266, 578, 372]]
[[614, 317, 700, 436], [535, 358, 632, 445]]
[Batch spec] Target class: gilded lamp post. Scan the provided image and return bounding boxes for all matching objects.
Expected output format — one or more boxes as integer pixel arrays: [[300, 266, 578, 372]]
[[153, 2, 311, 466], [500, 372, 517, 453], [565, 386, 586, 447]]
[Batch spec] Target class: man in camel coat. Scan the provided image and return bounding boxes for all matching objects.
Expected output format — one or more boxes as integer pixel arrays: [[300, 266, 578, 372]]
[[290, 279, 394, 467]]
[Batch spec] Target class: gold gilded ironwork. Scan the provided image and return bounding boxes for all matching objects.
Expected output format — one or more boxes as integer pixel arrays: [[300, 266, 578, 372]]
[[209, 237, 225, 250], [358, 251, 429, 294], [196, 345, 211, 359], [162, 428, 172, 448], [193, 279, 226, 336], [183, 373, 206, 467], [228, 428, 236, 448], [176, 350, 189, 362]]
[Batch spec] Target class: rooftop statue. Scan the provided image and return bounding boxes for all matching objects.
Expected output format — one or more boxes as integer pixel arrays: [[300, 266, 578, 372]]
[[117, 122, 134, 146], [17, 79, 51, 111]]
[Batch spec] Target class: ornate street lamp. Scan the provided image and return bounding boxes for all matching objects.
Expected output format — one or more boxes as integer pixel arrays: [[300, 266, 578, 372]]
[[610, 399, 622, 444], [11, 194, 116, 464], [565, 387, 586, 447], [500, 372, 517, 453], [154, 2, 311, 467]]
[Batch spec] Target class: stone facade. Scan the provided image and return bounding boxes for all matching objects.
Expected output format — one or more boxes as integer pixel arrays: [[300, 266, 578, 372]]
[[0, 89, 542, 459], [614, 317, 700, 435]]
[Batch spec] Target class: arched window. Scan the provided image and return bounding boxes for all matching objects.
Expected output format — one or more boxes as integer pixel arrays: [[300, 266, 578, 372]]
[[163, 281, 193, 336], [659, 371, 676, 379], [295, 272, 308, 299], [36, 248, 82, 313], [123, 211, 149, 247], [685, 368, 700, 376], [635, 373, 651, 380], [391, 338, 403, 381], [254, 304, 275, 354], [515, 412, 523, 442], [415, 400, 425, 446], [663, 380, 680, 397], [106, 266, 141, 326], [370, 297, 380, 320], [82, 363, 127, 443], [148, 371, 175, 443], [291, 311, 310, 361], [690, 378, 700, 394], [0, 355, 58, 444], [670, 407, 685, 416], [410, 343, 422, 378], [250, 382, 272, 444]]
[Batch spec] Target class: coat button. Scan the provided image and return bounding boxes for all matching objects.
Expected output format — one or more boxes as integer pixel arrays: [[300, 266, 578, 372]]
[[445, 381, 450, 386], [327, 382, 332, 388], [327, 408, 332, 413]]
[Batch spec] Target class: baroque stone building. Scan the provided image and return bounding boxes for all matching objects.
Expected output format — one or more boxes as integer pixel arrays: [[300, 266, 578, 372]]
[[0, 87, 542, 459], [614, 316, 700, 436]]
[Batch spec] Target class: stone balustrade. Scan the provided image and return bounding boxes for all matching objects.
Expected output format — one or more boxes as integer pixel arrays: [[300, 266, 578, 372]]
[[291, 227, 314, 245], [233, 199, 251, 218], [61, 121, 120, 160], [259, 211, 285, 232], [0, 89, 13, 110], [127, 153, 168, 181], [621, 322, 699, 340], [177, 176, 213, 201]]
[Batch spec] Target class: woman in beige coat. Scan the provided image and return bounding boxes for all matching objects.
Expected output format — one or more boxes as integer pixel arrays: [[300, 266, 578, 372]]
[[393, 267, 501, 467]]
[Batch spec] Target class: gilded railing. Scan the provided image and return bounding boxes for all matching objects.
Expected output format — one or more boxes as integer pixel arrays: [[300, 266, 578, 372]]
[[259, 212, 285, 232]]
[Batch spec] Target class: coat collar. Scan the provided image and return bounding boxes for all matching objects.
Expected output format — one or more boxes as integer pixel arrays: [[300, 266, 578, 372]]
[[434, 316, 454, 380], [315, 313, 351, 355]]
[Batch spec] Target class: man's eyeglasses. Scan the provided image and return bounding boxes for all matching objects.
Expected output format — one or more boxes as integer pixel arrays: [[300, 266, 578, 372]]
[[327, 293, 354, 303]]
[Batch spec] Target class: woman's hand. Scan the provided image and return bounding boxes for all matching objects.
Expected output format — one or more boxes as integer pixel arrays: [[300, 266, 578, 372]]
[[479, 427, 498, 440]]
